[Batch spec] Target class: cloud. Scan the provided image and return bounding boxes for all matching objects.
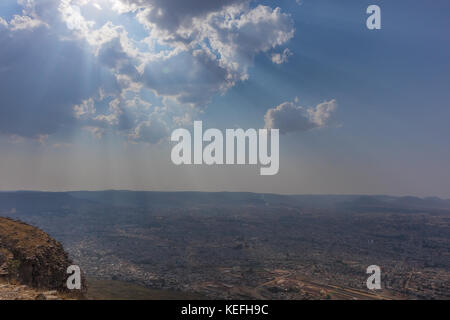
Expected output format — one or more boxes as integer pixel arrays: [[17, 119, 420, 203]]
[[9, 14, 48, 31], [264, 99, 338, 134], [142, 49, 232, 106], [129, 117, 169, 144], [74, 98, 96, 118], [123, 0, 244, 34], [201, 5, 295, 76], [0, 17, 7, 28], [307, 100, 338, 127], [126, 0, 295, 106], [271, 48, 292, 64], [0, 0, 295, 144], [82, 0, 296, 141]]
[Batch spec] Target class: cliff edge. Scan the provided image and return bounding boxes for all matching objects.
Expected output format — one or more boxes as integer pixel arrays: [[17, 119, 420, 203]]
[[0, 217, 85, 299]]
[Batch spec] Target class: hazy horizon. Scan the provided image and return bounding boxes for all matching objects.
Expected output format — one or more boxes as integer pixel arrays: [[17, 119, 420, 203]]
[[1, 189, 449, 201]]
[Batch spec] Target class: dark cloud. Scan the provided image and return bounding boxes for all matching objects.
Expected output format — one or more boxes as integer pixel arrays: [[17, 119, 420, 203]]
[[142, 49, 232, 106], [123, 0, 244, 32], [97, 35, 139, 78]]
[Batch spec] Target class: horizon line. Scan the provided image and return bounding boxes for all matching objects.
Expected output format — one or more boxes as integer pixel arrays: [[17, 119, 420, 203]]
[[0, 189, 449, 200]]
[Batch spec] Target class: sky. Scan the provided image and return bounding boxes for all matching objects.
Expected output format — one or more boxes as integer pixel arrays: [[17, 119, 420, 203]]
[[0, 0, 449, 197]]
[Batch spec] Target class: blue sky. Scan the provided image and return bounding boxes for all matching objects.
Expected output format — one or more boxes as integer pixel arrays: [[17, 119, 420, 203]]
[[0, 0, 449, 197]]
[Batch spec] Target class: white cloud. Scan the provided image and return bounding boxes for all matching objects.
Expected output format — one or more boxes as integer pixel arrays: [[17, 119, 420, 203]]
[[264, 99, 338, 134], [93, 3, 102, 10], [60, 4, 89, 31], [109, 0, 139, 14], [307, 99, 338, 127], [271, 48, 293, 64], [0, 17, 8, 28], [200, 5, 295, 77], [74, 98, 96, 118], [9, 14, 48, 31]]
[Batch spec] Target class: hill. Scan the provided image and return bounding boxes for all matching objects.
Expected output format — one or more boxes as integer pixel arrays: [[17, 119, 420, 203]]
[[0, 217, 85, 300]]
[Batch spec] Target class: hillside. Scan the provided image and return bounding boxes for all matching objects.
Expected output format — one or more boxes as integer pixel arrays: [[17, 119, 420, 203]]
[[0, 217, 85, 300]]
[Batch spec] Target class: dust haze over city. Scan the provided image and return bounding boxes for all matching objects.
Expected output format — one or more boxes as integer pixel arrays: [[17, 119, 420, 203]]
[[0, 0, 449, 301]]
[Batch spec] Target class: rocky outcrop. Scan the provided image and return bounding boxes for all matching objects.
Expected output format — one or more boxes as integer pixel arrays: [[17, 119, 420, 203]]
[[0, 217, 86, 299]]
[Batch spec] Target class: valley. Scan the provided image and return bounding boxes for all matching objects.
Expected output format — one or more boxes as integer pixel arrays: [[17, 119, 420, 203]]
[[1, 191, 449, 299]]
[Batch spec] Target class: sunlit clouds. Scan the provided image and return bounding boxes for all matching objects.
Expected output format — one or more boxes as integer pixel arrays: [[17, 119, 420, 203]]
[[0, 0, 295, 143]]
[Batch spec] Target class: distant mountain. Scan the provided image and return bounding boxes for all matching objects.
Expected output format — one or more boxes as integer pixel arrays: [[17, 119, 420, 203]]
[[69, 190, 267, 208], [340, 195, 450, 212], [0, 191, 95, 213], [68, 191, 363, 209], [0, 191, 449, 213], [69, 191, 450, 211]]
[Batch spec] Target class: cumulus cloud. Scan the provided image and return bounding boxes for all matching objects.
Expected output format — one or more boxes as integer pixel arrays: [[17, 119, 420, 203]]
[[125, 0, 295, 106], [201, 5, 295, 77], [123, 0, 243, 34], [307, 100, 338, 127], [0, 0, 296, 144], [264, 99, 338, 134], [85, 0, 295, 141]]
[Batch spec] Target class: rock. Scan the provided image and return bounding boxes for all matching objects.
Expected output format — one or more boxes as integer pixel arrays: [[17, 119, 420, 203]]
[[0, 217, 87, 300]]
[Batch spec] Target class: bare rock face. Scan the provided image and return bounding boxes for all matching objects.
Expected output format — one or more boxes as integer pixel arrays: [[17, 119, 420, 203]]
[[0, 217, 86, 298]]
